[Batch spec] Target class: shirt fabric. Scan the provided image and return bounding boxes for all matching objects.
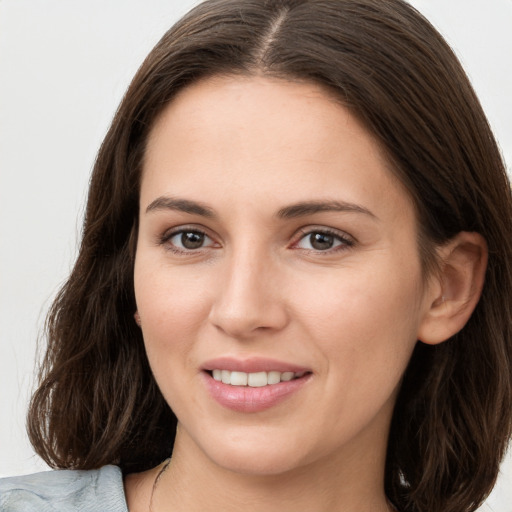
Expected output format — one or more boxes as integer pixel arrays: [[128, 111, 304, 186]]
[[0, 465, 128, 512]]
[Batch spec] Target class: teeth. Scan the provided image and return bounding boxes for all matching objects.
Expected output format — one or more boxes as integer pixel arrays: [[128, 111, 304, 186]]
[[211, 370, 305, 387], [267, 371, 281, 385], [221, 370, 231, 384], [230, 371, 248, 386], [248, 371, 267, 387]]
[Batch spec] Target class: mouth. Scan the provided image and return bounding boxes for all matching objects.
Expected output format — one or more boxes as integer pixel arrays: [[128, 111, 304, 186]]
[[201, 359, 312, 412], [206, 369, 310, 387]]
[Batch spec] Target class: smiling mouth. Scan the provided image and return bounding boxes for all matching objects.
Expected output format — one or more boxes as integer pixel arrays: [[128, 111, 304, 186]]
[[208, 370, 310, 387]]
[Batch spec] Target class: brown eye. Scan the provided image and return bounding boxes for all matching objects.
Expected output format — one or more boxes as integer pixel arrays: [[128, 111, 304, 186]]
[[295, 229, 353, 252], [168, 230, 213, 250], [309, 232, 335, 250], [180, 231, 205, 249]]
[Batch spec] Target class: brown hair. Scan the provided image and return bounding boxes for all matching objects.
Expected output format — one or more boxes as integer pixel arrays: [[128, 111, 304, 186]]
[[28, 1, 512, 511]]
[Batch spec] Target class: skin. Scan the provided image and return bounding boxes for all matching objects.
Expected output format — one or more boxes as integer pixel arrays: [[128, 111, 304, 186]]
[[127, 76, 484, 512]]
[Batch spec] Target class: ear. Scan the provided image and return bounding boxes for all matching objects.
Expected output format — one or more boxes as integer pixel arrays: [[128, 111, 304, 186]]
[[417, 232, 487, 345], [134, 311, 142, 327]]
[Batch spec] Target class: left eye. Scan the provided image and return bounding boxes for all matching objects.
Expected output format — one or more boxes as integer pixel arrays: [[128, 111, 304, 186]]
[[168, 230, 214, 250], [296, 231, 350, 251]]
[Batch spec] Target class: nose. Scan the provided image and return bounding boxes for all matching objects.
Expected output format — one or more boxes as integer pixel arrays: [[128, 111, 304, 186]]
[[208, 248, 289, 339]]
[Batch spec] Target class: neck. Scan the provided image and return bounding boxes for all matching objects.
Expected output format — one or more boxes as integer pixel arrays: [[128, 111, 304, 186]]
[[149, 425, 391, 512]]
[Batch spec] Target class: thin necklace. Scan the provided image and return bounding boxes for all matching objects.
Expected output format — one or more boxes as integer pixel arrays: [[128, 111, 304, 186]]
[[148, 460, 399, 512], [149, 458, 171, 512]]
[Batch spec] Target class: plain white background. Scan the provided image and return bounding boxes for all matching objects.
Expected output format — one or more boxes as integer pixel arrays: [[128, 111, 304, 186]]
[[0, 0, 511, 509]]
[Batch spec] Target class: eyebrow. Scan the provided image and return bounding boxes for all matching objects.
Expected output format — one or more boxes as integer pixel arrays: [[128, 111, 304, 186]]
[[277, 200, 377, 220], [145, 196, 376, 221], [145, 196, 215, 217]]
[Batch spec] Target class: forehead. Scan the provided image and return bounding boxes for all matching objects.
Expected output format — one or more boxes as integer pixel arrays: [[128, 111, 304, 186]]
[[147, 75, 374, 160], [141, 75, 414, 225]]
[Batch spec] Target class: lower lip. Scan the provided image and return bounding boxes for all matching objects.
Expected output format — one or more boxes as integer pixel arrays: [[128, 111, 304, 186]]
[[203, 372, 311, 413]]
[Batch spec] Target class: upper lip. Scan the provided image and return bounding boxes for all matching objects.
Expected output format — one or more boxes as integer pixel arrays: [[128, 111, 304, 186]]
[[201, 356, 310, 374]]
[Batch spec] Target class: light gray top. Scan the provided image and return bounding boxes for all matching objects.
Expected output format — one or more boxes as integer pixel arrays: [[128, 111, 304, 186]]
[[0, 465, 128, 512]]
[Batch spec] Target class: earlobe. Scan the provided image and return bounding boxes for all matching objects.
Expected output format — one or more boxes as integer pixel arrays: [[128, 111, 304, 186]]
[[418, 232, 488, 345]]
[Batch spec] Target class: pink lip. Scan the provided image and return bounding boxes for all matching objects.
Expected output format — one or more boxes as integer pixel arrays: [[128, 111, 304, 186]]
[[201, 357, 312, 413], [201, 356, 309, 374]]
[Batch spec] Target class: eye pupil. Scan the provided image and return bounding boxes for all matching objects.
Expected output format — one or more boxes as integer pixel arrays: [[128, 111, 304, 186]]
[[181, 231, 204, 249], [310, 232, 334, 250]]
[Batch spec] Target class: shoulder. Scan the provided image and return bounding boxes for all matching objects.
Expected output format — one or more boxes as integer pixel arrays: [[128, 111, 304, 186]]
[[0, 465, 128, 512]]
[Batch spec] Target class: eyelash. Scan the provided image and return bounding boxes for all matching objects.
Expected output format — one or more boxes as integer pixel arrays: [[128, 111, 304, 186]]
[[292, 227, 355, 254], [159, 226, 217, 254], [159, 226, 355, 255]]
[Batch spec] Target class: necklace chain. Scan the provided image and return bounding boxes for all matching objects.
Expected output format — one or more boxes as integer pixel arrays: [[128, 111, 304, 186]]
[[149, 458, 172, 512], [148, 458, 398, 512]]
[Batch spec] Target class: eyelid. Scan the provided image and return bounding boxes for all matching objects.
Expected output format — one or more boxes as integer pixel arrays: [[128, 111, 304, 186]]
[[159, 224, 220, 253], [291, 226, 356, 252]]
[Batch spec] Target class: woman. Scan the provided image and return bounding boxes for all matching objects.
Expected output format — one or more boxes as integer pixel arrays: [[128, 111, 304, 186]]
[[1, 0, 511, 511]]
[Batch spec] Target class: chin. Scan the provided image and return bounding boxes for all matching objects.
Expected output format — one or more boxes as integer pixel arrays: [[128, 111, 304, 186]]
[[192, 427, 311, 476], [211, 448, 306, 476]]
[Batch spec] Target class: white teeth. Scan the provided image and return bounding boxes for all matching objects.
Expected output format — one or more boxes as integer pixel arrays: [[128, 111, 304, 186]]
[[267, 371, 281, 385], [248, 371, 267, 387], [230, 371, 248, 386], [211, 369, 305, 386]]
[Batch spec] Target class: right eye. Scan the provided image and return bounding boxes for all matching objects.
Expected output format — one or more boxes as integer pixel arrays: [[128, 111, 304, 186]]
[[162, 229, 216, 252]]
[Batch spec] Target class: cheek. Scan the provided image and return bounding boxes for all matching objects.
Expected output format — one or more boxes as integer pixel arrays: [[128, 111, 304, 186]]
[[134, 257, 213, 367], [292, 258, 424, 392], [296, 261, 422, 334], [134, 260, 215, 417]]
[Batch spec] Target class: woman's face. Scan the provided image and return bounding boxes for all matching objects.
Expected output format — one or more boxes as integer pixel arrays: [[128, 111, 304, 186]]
[[134, 76, 435, 476]]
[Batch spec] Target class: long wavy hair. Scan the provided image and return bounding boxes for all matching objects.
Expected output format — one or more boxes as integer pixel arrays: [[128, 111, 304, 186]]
[[28, 1, 512, 511]]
